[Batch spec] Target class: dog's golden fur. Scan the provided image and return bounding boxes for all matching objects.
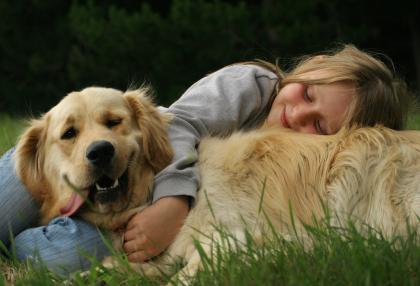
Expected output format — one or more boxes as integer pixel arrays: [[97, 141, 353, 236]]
[[15, 87, 420, 280], [15, 87, 172, 228], [148, 126, 420, 279]]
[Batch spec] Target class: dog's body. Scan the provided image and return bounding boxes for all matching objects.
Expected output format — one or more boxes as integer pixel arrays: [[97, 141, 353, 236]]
[[15, 87, 420, 280], [145, 126, 420, 278]]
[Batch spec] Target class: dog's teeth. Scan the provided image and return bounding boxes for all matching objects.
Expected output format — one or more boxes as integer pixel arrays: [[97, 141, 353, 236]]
[[95, 179, 119, 191], [96, 183, 106, 191]]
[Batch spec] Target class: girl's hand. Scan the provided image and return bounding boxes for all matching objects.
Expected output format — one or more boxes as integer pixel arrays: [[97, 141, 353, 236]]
[[123, 196, 189, 262]]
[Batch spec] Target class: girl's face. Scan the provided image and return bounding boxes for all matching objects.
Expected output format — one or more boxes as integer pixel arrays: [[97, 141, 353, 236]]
[[266, 82, 355, 135]]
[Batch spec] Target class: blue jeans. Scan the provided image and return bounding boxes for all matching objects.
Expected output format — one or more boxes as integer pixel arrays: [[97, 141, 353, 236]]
[[0, 148, 110, 275]]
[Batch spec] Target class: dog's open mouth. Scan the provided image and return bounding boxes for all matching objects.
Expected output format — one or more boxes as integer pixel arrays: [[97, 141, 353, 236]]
[[92, 175, 122, 203], [60, 170, 129, 216]]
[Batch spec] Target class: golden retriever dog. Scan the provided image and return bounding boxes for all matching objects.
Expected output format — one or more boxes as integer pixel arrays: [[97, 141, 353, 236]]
[[15, 87, 173, 229], [15, 87, 420, 282]]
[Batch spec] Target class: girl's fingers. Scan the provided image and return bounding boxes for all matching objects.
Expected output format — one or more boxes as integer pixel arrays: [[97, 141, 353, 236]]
[[123, 233, 159, 260], [127, 250, 151, 263], [123, 227, 141, 242]]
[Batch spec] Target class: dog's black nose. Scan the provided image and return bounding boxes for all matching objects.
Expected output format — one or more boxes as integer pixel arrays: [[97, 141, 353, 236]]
[[86, 140, 115, 167]]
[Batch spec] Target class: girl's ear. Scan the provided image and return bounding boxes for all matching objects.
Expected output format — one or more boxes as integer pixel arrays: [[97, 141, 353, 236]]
[[124, 88, 173, 172], [14, 115, 49, 199]]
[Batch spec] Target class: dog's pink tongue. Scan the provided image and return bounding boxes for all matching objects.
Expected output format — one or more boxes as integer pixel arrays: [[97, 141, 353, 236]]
[[59, 192, 85, 217]]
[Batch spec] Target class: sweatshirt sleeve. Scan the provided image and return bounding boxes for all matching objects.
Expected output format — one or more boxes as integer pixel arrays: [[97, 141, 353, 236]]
[[152, 64, 278, 203]]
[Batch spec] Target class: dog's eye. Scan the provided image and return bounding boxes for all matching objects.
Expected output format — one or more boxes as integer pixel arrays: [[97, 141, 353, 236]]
[[61, 127, 77, 140], [106, 118, 122, 128]]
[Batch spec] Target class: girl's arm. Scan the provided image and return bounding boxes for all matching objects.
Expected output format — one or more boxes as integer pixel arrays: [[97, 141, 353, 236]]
[[154, 64, 279, 203], [123, 64, 278, 262]]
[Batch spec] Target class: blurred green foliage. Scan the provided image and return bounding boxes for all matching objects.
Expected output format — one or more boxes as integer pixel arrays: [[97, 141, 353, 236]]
[[0, 0, 418, 115]]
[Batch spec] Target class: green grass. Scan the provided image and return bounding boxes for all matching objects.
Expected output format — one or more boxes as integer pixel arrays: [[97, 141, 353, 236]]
[[1, 112, 420, 285], [1, 223, 419, 285], [407, 113, 420, 130], [0, 114, 25, 155]]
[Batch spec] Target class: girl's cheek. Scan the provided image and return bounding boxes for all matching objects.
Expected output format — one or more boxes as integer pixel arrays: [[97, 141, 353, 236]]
[[280, 83, 305, 103]]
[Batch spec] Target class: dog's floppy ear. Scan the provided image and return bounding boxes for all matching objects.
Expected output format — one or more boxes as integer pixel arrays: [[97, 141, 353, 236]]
[[125, 88, 173, 172], [14, 115, 49, 198]]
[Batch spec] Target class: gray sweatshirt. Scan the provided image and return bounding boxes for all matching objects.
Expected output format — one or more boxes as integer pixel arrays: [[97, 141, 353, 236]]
[[153, 64, 279, 203]]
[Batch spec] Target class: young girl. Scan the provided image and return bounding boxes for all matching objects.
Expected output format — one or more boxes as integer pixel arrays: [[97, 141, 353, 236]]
[[0, 44, 411, 274]]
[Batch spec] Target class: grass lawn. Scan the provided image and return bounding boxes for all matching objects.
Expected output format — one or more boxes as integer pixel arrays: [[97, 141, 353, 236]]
[[407, 113, 420, 130], [0, 114, 26, 155], [1, 224, 419, 285], [1, 113, 420, 285]]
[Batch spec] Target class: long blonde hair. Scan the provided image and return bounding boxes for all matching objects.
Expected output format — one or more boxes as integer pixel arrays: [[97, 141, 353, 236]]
[[250, 45, 412, 130]]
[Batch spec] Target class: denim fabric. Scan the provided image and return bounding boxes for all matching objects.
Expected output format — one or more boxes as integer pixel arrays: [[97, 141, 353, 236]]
[[0, 148, 110, 275], [14, 217, 110, 275], [0, 148, 39, 246]]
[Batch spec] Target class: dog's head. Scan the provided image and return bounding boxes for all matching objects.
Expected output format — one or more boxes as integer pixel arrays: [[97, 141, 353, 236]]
[[15, 87, 173, 223]]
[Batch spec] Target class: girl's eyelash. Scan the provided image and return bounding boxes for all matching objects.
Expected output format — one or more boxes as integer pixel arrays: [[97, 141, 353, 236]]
[[304, 88, 312, 102], [315, 120, 327, 135]]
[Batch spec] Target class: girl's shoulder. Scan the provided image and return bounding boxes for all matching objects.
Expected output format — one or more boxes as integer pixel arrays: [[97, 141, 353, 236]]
[[212, 63, 279, 81]]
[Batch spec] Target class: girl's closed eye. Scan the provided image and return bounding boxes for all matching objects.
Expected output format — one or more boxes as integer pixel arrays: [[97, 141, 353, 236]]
[[315, 120, 327, 135], [303, 86, 327, 134], [303, 87, 312, 102]]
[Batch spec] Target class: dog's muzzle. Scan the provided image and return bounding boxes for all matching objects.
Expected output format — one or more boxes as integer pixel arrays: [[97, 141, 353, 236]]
[[85, 140, 128, 204], [89, 171, 129, 204]]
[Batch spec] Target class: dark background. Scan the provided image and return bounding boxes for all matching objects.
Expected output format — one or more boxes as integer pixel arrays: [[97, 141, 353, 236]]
[[0, 0, 419, 115]]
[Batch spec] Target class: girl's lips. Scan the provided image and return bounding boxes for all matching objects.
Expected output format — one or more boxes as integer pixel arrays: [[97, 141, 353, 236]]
[[281, 107, 290, 128]]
